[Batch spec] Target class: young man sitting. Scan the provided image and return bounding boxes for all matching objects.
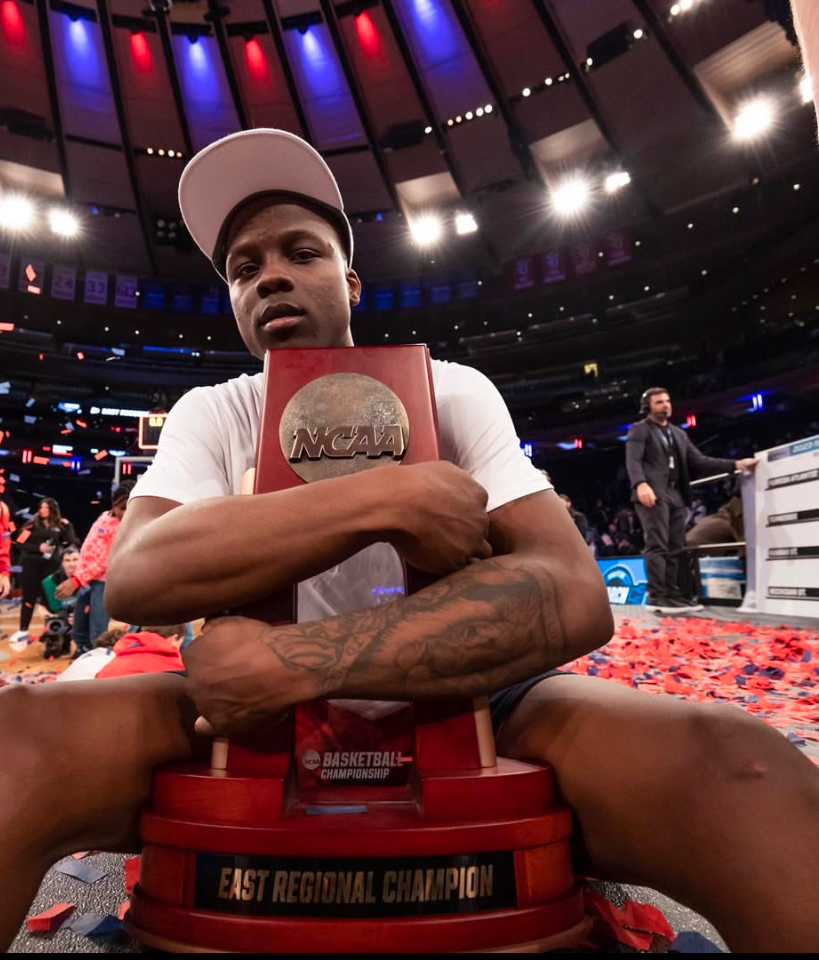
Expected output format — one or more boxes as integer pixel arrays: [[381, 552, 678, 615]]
[[0, 131, 816, 952]]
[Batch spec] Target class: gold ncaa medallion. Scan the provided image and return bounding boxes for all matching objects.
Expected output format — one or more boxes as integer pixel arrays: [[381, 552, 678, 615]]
[[280, 373, 410, 482]]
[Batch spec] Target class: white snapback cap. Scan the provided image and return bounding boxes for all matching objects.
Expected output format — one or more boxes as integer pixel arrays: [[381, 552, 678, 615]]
[[178, 128, 354, 279]]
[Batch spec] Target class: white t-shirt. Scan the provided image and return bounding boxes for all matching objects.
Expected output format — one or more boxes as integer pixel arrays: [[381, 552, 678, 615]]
[[131, 358, 551, 624]]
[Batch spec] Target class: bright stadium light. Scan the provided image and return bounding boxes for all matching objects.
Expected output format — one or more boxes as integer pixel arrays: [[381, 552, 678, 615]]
[[49, 208, 79, 237], [604, 170, 631, 193], [733, 97, 775, 141], [410, 214, 443, 246], [0, 194, 34, 231], [551, 175, 592, 217], [455, 212, 478, 235]]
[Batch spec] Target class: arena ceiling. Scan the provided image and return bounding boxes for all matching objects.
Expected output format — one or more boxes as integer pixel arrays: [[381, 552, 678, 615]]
[[0, 0, 812, 285]]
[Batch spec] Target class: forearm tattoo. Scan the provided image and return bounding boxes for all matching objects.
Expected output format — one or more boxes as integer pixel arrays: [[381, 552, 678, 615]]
[[261, 557, 568, 700]]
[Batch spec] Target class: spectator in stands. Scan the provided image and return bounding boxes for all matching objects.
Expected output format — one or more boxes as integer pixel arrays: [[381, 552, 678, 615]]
[[10, 498, 78, 647], [55, 628, 124, 682], [613, 504, 642, 547], [57, 625, 187, 682], [589, 498, 609, 536], [55, 483, 134, 657], [686, 496, 743, 549], [95, 625, 187, 680], [42, 547, 81, 606], [39, 547, 83, 658], [687, 496, 708, 529], [558, 493, 589, 540]]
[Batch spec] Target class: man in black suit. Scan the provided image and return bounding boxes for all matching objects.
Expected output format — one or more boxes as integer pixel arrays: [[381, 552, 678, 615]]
[[626, 387, 757, 612]]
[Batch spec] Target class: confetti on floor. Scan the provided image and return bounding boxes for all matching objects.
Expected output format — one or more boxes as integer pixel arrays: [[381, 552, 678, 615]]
[[567, 616, 819, 763]]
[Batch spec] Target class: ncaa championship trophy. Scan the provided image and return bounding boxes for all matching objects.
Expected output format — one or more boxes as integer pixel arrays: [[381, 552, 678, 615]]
[[127, 346, 589, 952]]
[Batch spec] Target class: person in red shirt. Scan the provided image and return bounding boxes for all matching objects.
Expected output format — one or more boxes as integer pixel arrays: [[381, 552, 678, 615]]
[[96, 625, 186, 680], [0, 499, 11, 600], [56, 482, 133, 657]]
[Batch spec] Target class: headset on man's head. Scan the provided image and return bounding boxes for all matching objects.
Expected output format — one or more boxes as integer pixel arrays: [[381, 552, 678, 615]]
[[639, 387, 669, 417]]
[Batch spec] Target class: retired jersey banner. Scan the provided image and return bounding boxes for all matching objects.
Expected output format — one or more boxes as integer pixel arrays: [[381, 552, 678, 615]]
[[571, 241, 599, 277], [51, 264, 77, 301], [513, 256, 535, 290], [0, 250, 10, 290], [541, 249, 566, 284], [604, 230, 632, 266], [114, 275, 138, 309], [84, 270, 108, 306]]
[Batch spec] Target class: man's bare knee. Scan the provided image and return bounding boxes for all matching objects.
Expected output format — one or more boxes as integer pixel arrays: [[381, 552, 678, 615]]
[[0, 684, 49, 780], [0, 685, 65, 852], [683, 703, 814, 793], [0, 675, 202, 856]]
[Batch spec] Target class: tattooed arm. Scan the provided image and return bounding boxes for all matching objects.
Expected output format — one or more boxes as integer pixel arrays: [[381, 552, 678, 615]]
[[184, 490, 613, 735]]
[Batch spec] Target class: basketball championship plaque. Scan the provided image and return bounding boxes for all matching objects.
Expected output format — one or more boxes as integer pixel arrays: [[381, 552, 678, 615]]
[[127, 346, 588, 952]]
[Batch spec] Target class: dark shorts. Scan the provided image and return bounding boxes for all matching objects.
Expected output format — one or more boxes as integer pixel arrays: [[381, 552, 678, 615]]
[[488, 669, 569, 735], [172, 669, 569, 738]]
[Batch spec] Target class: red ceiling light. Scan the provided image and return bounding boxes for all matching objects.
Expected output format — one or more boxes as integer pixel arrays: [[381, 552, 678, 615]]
[[1, 2, 26, 48], [244, 38, 271, 86], [130, 31, 153, 73], [355, 11, 382, 59]]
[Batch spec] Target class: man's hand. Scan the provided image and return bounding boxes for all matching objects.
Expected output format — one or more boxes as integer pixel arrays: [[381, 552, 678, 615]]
[[55, 579, 79, 600], [735, 458, 759, 472], [636, 482, 657, 508], [0, 574, 9, 599], [389, 462, 492, 574], [182, 616, 318, 737]]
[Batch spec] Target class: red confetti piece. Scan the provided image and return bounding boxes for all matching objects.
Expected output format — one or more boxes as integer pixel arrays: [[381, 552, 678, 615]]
[[582, 888, 673, 951], [26, 902, 75, 933], [124, 856, 141, 895]]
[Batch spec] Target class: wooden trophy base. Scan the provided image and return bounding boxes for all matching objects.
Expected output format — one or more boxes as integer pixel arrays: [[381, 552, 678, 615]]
[[126, 756, 589, 953]]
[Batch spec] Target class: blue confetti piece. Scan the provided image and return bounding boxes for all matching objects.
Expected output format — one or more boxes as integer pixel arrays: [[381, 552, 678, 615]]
[[734, 675, 746, 686], [745, 694, 760, 703], [671, 930, 724, 953], [586, 666, 599, 676], [786, 732, 807, 745], [54, 859, 106, 884], [69, 914, 107, 935], [803, 650, 813, 662], [742, 664, 757, 675], [87, 916, 123, 938]]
